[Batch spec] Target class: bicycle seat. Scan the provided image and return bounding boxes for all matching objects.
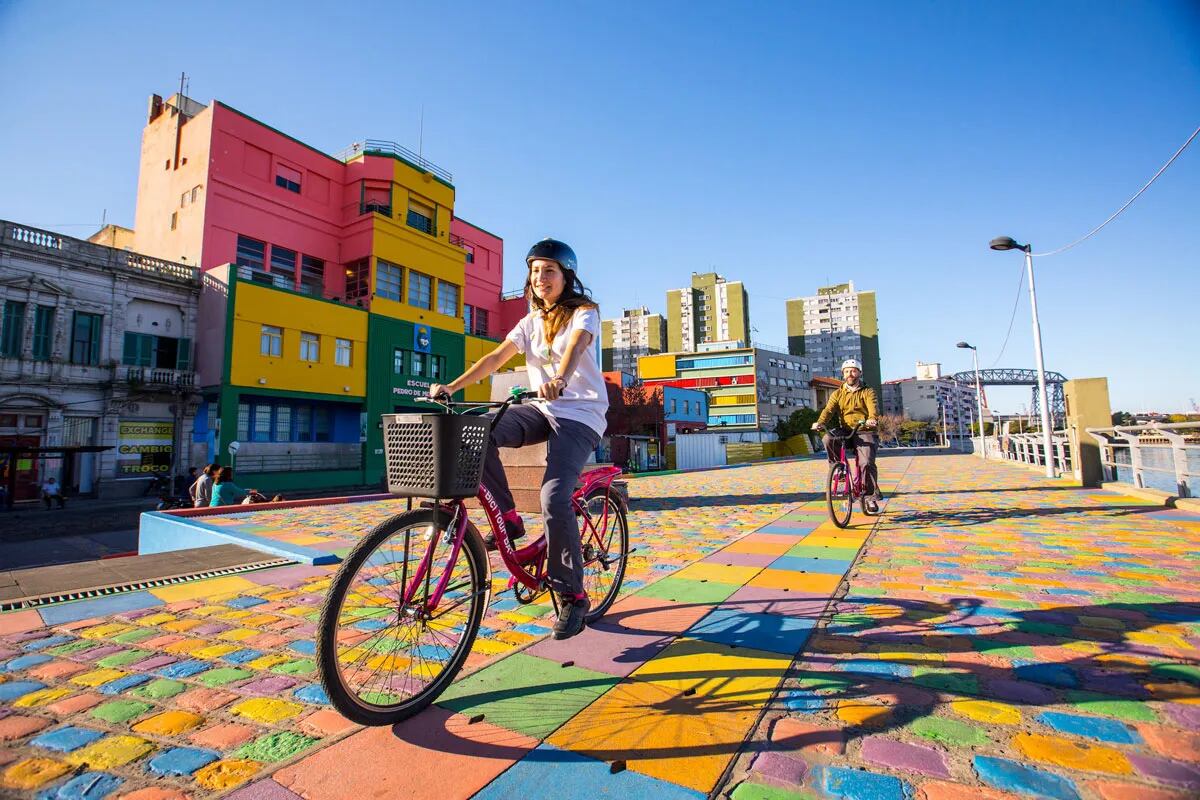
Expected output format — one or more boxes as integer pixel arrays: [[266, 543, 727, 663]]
[[579, 465, 621, 494]]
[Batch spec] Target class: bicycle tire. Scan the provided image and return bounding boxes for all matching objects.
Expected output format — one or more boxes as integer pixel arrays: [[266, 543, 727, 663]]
[[578, 487, 629, 622], [316, 508, 490, 726], [826, 463, 853, 529]]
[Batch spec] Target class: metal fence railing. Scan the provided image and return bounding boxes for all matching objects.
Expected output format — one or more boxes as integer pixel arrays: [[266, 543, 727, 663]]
[[978, 431, 1073, 475], [234, 450, 362, 474], [332, 139, 453, 183], [1086, 422, 1199, 497], [3, 220, 197, 285]]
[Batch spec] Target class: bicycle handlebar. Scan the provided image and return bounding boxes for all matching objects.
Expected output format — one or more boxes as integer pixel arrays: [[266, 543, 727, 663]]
[[416, 389, 538, 415]]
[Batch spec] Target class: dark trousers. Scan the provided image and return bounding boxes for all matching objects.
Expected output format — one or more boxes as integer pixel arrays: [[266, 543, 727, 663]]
[[823, 430, 880, 497], [481, 405, 601, 596], [43, 492, 65, 509]]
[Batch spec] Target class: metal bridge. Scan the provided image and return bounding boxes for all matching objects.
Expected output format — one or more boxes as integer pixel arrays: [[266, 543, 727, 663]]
[[949, 367, 1068, 425]]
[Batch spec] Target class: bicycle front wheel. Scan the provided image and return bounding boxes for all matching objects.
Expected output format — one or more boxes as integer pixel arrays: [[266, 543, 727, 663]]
[[826, 463, 853, 529], [316, 508, 490, 726]]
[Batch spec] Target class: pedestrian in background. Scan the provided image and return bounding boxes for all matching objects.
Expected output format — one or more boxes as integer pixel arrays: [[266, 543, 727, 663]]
[[41, 476, 65, 510], [191, 463, 218, 508]]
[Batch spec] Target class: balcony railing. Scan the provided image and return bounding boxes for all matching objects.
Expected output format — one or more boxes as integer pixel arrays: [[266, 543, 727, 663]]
[[3, 220, 198, 286], [333, 139, 453, 184], [234, 450, 362, 474], [125, 367, 196, 389]]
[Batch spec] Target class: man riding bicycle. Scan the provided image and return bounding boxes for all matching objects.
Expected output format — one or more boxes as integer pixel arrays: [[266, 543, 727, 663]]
[[429, 238, 607, 640], [812, 359, 882, 513]]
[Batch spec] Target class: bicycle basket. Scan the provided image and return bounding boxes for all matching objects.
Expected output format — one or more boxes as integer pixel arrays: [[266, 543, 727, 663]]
[[381, 413, 492, 499]]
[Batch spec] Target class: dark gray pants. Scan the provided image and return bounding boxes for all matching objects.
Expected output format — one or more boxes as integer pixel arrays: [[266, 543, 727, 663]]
[[823, 430, 880, 497], [481, 405, 601, 596]]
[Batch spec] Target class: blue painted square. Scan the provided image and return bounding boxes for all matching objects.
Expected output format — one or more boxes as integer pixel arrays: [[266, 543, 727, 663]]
[[780, 689, 827, 713], [99, 674, 152, 695], [293, 684, 328, 704], [22, 635, 73, 652], [410, 644, 454, 660], [1014, 662, 1078, 688], [30, 726, 106, 753], [836, 659, 913, 679], [34, 771, 124, 800], [1036, 711, 1141, 744], [769, 556, 852, 575], [0, 680, 46, 701], [225, 596, 268, 609], [473, 743, 704, 799], [289, 640, 316, 655], [157, 659, 210, 678], [146, 747, 220, 776], [685, 607, 814, 655], [223, 649, 264, 664], [3, 654, 54, 671], [38, 592, 163, 626], [353, 619, 391, 632], [974, 755, 1080, 800], [514, 622, 553, 635], [819, 765, 913, 800]]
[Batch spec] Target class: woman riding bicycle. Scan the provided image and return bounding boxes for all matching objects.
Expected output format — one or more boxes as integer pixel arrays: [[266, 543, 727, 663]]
[[812, 358, 883, 512], [429, 238, 607, 640]]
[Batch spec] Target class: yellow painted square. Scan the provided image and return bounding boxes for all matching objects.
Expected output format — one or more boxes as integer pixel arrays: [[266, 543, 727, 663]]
[[630, 638, 791, 706], [79, 624, 133, 640], [670, 562, 762, 586], [726, 539, 793, 556], [133, 613, 177, 627], [71, 669, 128, 687], [748, 570, 841, 593], [800, 535, 865, 549], [161, 619, 203, 633], [548, 677, 760, 793], [217, 629, 260, 642], [150, 576, 259, 603], [162, 638, 208, 655], [191, 643, 240, 659], [216, 610, 254, 621]]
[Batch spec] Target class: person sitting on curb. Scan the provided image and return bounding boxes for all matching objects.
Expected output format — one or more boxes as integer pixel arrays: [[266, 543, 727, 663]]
[[41, 476, 66, 510]]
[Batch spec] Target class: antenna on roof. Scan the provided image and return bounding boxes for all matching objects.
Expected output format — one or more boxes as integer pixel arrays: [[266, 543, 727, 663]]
[[418, 104, 425, 163]]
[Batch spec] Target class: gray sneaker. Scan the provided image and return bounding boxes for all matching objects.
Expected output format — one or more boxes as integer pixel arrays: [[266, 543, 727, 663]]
[[553, 594, 590, 640]]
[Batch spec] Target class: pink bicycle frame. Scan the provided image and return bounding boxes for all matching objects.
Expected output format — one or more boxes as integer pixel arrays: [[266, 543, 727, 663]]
[[399, 465, 624, 610]]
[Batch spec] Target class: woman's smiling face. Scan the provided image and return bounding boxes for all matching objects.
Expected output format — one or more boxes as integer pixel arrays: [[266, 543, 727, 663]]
[[529, 258, 565, 306]]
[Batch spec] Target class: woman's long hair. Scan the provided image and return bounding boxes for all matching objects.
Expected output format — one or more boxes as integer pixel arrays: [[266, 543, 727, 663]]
[[524, 265, 597, 343], [214, 466, 234, 485]]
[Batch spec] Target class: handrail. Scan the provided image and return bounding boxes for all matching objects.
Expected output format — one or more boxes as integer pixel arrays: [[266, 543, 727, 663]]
[[1086, 421, 1199, 497], [333, 139, 453, 183], [3, 220, 198, 286]]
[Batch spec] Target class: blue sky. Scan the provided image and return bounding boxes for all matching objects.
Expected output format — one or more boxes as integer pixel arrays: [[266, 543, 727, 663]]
[[1, 0, 1197, 412]]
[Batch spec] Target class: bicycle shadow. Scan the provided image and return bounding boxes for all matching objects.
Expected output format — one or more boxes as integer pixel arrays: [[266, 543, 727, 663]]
[[385, 595, 1200, 770]]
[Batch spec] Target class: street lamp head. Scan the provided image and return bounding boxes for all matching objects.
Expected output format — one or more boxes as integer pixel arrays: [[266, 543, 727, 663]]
[[956, 341, 974, 350], [989, 236, 1028, 252]]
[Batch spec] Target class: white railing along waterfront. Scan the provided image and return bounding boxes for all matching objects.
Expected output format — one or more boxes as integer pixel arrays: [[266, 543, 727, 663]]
[[977, 431, 1073, 476], [1086, 422, 1199, 498]]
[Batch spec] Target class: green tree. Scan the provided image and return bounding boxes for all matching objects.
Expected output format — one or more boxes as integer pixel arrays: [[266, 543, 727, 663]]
[[1112, 411, 1135, 426], [774, 407, 820, 440]]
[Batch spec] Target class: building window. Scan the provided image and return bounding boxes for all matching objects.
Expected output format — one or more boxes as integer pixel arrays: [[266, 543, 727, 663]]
[[411, 351, 425, 377], [70, 311, 102, 365], [1, 301, 25, 358], [437, 280, 458, 317], [252, 402, 272, 442], [671, 398, 677, 414], [122, 332, 179, 369], [429, 355, 445, 380], [344, 258, 370, 303], [406, 199, 434, 234], [300, 255, 324, 296], [275, 164, 301, 193], [361, 182, 392, 216], [271, 245, 297, 290], [236, 235, 268, 281], [261, 325, 282, 357], [191, 185, 200, 203], [473, 307, 489, 338], [314, 406, 331, 442], [335, 338, 352, 367], [408, 271, 432, 310], [464, 305, 473, 334], [376, 259, 402, 301], [169, 212, 177, 231], [237, 402, 250, 440], [32, 306, 54, 361], [275, 404, 291, 441], [300, 332, 320, 362], [393, 348, 407, 374], [294, 405, 312, 441], [464, 244, 475, 263]]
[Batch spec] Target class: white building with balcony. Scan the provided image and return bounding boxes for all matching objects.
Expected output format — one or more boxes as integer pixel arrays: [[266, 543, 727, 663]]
[[0, 220, 200, 500]]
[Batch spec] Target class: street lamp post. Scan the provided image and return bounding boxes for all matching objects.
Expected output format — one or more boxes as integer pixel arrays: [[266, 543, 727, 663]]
[[990, 237, 1056, 478], [956, 342, 987, 459]]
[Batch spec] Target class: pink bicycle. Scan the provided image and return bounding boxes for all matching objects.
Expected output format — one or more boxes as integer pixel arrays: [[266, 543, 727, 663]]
[[819, 422, 878, 528], [316, 390, 629, 726]]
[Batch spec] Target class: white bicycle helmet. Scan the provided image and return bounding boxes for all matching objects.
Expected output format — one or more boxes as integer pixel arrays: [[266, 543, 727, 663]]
[[841, 359, 862, 372]]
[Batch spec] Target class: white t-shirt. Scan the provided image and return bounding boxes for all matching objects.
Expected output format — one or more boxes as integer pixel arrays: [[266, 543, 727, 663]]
[[505, 306, 609, 437]]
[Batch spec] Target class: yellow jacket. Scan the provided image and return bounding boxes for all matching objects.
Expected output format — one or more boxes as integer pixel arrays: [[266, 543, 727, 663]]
[[816, 385, 879, 428]]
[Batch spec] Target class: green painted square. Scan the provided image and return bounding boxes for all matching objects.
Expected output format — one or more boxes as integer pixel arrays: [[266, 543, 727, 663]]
[[786, 545, 859, 560], [438, 652, 619, 739], [636, 577, 739, 605], [111, 629, 159, 644], [196, 667, 253, 687], [1152, 663, 1200, 685], [912, 667, 978, 695], [973, 641, 1036, 660], [1064, 690, 1158, 722], [909, 715, 989, 746], [271, 659, 316, 676], [507, 603, 554, 619], [131, 679, 187, 700], [731, 781, 818, 799], [235, 731, 319, 762], [48, 640, 98, 656], [97, 650, 152, 668], [91, 699, 152, 724]]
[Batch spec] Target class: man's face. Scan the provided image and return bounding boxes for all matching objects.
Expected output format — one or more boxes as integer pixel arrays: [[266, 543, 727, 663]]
[[843, 368, 861, 384]]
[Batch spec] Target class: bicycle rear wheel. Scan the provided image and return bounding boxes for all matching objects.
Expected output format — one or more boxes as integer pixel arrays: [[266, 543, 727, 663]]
[[826, 463, 853, 529], [576, 488, 629, 622], [316, 507, 490, 726]]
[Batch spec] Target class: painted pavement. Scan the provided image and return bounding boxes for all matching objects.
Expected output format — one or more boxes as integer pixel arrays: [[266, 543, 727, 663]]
[[1, 453, 1197, 799]]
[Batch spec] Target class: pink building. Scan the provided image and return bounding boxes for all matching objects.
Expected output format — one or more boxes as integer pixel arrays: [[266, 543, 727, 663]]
[[451, 217, 525, 339]]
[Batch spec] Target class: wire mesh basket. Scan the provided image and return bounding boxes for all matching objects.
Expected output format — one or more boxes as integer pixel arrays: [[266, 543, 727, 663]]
[[381, 413, 492, 499]]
